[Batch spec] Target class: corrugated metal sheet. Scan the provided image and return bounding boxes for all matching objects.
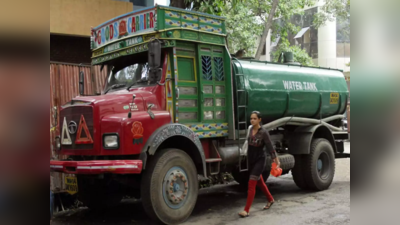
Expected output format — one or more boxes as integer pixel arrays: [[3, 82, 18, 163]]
[[50, 62, 107, 192]]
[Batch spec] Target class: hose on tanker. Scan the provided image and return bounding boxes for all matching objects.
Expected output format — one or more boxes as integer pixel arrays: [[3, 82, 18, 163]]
[[262, 115, 344, 132]]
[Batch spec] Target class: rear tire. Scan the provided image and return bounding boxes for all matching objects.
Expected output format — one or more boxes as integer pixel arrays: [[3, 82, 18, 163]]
[[141, 149, 198, 225], [292, 155, 309, 189], [305, 139, 336, 191], [292, 138, 335, 191]]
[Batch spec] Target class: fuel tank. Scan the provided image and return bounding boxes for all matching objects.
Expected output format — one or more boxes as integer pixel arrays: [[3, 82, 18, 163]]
[[232, 60, 349, 124]]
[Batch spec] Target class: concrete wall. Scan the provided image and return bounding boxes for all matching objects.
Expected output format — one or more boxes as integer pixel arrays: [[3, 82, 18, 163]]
[[50, 0, 133, 37]]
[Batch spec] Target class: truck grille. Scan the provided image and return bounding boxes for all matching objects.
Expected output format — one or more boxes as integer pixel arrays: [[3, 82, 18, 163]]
[[60, 106, 94, 150]]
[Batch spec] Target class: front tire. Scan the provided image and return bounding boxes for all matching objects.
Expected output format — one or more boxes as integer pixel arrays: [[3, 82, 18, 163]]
[[141, 149, 198, 225]]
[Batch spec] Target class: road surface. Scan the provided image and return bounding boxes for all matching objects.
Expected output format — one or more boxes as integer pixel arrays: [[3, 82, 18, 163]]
[[52, 142, 350, 225]]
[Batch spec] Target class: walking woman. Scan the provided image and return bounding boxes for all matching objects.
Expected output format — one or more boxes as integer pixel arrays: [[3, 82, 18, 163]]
[[238, 111, 281, 217]]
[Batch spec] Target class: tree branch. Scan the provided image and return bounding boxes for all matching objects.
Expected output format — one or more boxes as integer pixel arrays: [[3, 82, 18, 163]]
[[255, 0, 280, 60]]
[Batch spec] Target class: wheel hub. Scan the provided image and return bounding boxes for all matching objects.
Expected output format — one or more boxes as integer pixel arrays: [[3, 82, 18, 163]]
[[317, 159, 323, 171], [317, 152, 330, 180], [163, 167, 189, 208]]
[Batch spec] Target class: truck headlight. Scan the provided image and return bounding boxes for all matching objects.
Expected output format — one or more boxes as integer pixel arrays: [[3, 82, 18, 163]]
[[103, 134, 119, 149]]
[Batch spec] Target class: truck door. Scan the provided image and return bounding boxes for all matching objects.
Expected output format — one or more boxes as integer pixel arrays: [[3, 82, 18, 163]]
[[174, 43, 228, 138], [197, 45, 227, 124], [175, 43, 199, 123]]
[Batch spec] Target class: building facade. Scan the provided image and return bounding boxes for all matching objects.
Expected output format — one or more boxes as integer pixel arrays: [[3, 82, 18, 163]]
[[50, 0, 133, 63]]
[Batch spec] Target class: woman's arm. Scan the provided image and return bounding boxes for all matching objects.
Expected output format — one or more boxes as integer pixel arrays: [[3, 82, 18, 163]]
[[262, 130, 281, 168]]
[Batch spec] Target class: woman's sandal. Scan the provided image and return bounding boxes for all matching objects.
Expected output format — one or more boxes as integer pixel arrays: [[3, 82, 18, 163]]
[[263, 200, 275, 210], [238, 211, 250, 218]]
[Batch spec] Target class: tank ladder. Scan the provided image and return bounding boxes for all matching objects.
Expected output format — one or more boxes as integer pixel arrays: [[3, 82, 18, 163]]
[[233, 58, 248, 172]]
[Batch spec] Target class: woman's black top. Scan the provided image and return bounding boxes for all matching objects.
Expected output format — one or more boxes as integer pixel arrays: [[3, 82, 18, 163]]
[[247, 127, 277, 176]]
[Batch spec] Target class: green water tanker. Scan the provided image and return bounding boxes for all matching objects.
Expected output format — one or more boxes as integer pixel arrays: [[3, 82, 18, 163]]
[[233, 59, 349, 125]]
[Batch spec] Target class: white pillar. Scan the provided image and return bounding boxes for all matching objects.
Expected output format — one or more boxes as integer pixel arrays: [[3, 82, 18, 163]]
[[317, 1, 337, 68]]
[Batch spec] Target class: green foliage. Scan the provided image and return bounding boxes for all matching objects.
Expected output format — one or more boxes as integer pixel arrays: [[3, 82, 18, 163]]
[[273, 42, 315, 66], [313, 0, 350, 28], [220, 1, 264, 55], [175, 0, 349, 64], [314, 0, 350, 40]]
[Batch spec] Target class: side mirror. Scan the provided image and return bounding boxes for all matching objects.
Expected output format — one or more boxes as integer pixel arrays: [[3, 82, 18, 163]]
[[148, 40, 162, 83], [79, 71, 85, 96]]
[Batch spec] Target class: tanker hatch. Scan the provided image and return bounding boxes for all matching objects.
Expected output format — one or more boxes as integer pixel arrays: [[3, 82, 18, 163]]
[[278, 52, 301, 66]]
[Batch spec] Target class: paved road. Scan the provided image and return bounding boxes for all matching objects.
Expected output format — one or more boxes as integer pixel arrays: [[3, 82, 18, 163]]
[[52, 142, 350, 225]]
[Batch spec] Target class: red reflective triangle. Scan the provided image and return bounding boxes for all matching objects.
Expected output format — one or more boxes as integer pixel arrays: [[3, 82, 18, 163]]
[[75, 115, 93, 144]]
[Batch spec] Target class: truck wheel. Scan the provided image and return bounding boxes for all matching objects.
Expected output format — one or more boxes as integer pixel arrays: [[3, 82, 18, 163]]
[[292, 155, 309, 190], [141, 149, 198, 225], [77, 178, 122, 210], [304, 138, 336, 191]]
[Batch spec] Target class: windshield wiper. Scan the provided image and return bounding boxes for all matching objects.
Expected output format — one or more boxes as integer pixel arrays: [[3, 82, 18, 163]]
[[104, 84, 126, 94]]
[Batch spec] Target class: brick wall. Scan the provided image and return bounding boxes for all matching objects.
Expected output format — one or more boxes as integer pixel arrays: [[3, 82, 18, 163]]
[[50, 34, 92, 64]]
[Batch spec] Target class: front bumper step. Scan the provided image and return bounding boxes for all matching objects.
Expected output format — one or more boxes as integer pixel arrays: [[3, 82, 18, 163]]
[[50, 160, 143, 174]]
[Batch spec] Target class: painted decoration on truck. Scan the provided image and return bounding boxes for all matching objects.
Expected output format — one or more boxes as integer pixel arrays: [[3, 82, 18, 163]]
[[92, 39, 176, 65], [173, 48, 179, 122], [165, 19, 181, 27], [152, 124, 202, 151], [186, 123, 228, 131], [199, 25, 222, 34], [197, 130, 228, 138], [165, 55, 174, 123], [165, 10, 180, 18], [182, 13, 198, 21], [92, 8, 157, 49], [132, 121, 144, 144], [199, 16, 222, 26], [182, 21, 199, 30]]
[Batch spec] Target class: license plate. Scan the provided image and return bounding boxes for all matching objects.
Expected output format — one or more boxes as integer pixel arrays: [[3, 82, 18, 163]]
[[65, 176, 78, 195]]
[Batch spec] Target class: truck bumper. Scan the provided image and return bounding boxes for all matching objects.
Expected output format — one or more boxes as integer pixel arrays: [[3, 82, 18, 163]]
[[50, 160, 143, 174]]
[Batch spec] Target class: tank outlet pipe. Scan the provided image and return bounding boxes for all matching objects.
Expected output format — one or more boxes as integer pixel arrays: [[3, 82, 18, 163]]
[[262, 115, 344, 131]]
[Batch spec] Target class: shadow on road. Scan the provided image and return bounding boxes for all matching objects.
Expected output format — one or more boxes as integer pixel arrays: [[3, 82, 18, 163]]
[[52, 179, 322, 225]]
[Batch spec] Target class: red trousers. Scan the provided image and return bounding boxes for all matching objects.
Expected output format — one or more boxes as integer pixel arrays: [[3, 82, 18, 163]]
[[244, 175, 274, 213]]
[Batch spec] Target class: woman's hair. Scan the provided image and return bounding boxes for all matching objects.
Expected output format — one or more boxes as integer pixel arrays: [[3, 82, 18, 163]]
[[251, 111, 262, 119]]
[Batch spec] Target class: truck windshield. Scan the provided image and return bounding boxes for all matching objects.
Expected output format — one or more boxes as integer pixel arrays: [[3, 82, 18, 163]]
[[104, 51, 164, 93], [104, 63, 150, 93]]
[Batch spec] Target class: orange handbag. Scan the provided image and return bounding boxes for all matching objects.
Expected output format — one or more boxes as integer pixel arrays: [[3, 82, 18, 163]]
[[271, 162, 283, 177]]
